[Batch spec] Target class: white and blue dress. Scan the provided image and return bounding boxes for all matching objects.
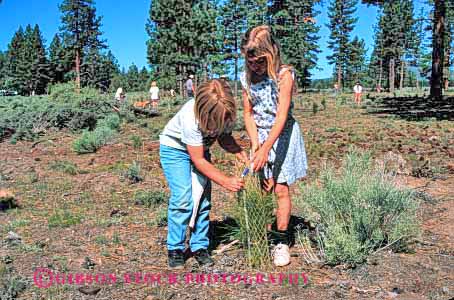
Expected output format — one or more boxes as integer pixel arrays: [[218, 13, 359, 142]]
[[240, 68, 308, 185]]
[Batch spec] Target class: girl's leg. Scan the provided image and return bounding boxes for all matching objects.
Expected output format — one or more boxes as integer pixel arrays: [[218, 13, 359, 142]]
[[159, 145, 193, 251], [274, 183, 291, 231], [271, 182, 292, 267]]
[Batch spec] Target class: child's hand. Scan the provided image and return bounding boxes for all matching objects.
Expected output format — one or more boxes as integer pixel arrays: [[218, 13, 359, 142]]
[[252, 147, 270, 172], [222, 176, 245, 192]]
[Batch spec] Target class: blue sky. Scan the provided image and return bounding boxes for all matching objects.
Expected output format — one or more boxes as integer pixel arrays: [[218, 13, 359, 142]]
[[0, 0, 428, 79]]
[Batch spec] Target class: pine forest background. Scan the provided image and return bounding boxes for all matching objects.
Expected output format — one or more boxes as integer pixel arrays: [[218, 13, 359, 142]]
[[0, 0, 454, 100]]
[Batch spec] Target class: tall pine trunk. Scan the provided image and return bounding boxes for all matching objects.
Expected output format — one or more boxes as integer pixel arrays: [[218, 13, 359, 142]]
[[337, 64, 342, 91], [234, 22, 239, 98], [444, 45, 450, 90], [180, 63, 185, 97], [378, 58, 383, 92], [399, 59, 405, 90], [75, 49, 81, 92], [430, 0, 445, 100], [389, 58, 395, 93]]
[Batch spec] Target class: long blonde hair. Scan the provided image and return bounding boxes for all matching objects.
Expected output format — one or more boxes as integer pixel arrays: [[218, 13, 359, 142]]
[[194, 79, 236, 136], [240, 25, 294, 100]]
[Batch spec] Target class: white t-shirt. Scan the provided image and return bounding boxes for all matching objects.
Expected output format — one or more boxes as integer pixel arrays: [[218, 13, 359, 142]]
[[159, 99, 233, 151], [354, 85, 363, 93], [149, 86, 159, 100]]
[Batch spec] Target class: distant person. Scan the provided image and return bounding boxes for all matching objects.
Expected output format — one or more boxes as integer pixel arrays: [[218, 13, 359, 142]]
[[353, 82, 363, 106], [333, 83, 340, 97], [149, 81, 160, 111], [185, 74, 195, 98], [115, 87, 126, 102], [170, 89, 175, 97]]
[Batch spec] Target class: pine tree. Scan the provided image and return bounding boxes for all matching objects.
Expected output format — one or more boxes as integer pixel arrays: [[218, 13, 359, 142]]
[[139, 67, 150, 91], [443, 1, 454, 89], [29, 25, 50, 95], [269, 0, 321, 89], [346, 36, 367, 85], [245, 0, 269, 28], [368, 1, 416, 92], [5, 27, 28, 94], [147, 0, 192, 92], [369, 19, 385, 91], [49, 34, 70, 84], [429, 0, 445, 99], [0, 51, 5, 88], [191, 0, 219, 81], [363, 0, 453, 99], [219, 0, 249, 95], [326, 0, 358, 89], [126, 64, 141, 92], [59, 0, 105, 90]]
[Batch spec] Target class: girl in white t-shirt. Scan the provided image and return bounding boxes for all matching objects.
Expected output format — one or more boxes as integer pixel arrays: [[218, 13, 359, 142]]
[[159, 79, 248, 269], [149, 81, 159, 111]]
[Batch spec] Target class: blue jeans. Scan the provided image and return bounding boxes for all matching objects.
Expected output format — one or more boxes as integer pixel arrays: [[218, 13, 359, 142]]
[[159, 144, 211, 252]]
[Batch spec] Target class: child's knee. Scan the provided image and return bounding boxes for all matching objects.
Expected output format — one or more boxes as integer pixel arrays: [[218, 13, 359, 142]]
[[274, 184, 289, 198], [168, 190, 192, 212]]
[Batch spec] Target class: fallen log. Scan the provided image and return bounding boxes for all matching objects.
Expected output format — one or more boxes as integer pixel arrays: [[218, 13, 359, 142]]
[[132, 107, 161, 117]]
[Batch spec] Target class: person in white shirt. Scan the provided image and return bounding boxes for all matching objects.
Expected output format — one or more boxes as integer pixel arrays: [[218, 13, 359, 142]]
[[149, 81, 160, 111], [353, 82, 363, 106], [115, 87, 125, 102]]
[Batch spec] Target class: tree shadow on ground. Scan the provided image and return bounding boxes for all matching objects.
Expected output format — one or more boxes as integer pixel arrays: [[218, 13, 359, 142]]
[[207, 215, 315, 251], [208, 217, 239, 252], [365, 95, 454, 121]]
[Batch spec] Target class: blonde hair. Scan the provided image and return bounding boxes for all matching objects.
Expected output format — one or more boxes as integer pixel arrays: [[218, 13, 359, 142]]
[[240, 25, 295, 100], [194, 79, 236, 136]]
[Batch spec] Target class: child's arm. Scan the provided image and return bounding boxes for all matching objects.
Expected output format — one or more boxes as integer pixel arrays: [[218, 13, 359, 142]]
[[252, 70, 293, 172], [217, 134, 248, 163], [242, 89, 260, 153], [187, 144, 244, 192]]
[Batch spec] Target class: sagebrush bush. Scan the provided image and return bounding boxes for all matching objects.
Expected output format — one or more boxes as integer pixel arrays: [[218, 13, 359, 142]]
[[122, 161, 143, 183], [295, 149, 420, 266], [72, 127, 116, 154], [49, 160, 79, 175], [0, 85, 116, 141], [72, 114, 120, 154], [134, 190, 167, 207], [97, 114, 121, 131]]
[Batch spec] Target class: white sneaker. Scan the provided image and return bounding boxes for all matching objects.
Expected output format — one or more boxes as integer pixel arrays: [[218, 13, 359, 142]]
[[272, 243, 290, 267]]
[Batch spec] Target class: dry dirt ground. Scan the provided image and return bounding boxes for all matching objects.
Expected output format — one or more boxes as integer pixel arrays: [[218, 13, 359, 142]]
[[0, 95, 453, 300]]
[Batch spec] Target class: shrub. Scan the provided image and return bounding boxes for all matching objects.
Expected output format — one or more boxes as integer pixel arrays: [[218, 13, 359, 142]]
[[0, 273, 28, 299], [122, 161, 143, 183], [231, 174, 274, 268], [72, 129, 112, 154], [295, 149, 420, 266], [49, 160, 79, 175], [312, 102, 319, 115], [48, 209, 83, 228], [97, 114, 121, 131], [130, 135, 142, 150], [0, 85, 115, 141], [134, 190, 168, 207], [72, 114, 120, 154]]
